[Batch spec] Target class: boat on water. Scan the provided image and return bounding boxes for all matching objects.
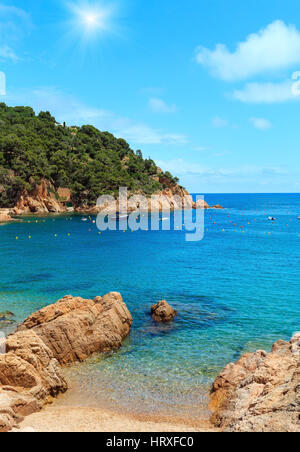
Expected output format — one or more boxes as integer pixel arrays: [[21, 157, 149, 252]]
[[108, 213, 129, 220], [268, 216, 277, 221], [81, 218, 88, 222]]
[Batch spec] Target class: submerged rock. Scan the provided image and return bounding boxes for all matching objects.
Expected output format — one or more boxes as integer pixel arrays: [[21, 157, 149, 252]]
[[151, 300, 177, 323], [0, 292, 132, 431], [0, 311, 15, 318], [210, 333, 300, 432], [0, 312, 16, 326]]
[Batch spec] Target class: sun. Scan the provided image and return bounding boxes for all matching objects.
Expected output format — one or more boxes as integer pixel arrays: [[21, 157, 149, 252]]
[[84, 13, 98, 26], [81, 11, 104, 30], [68, 2, 114, 40]]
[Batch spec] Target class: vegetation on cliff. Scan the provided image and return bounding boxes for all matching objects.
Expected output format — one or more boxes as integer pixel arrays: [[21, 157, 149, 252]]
[[0, 103, 180, 208]]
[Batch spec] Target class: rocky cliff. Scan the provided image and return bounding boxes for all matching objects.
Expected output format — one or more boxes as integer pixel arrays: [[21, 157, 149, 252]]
[[0, 293, 132, 432], [9, 179, 214, 215], [210, 334, 300, 432], [12, 180, 69, 215]]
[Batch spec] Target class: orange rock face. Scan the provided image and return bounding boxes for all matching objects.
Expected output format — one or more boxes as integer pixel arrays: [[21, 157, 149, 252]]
[[0, 213, 12, 222], [210, 334, 300, 432], [0, 293, 132, 431], [18, 293, 133, 365], [13, 180, 67, 215], [193, 199, 210, 209], [151, 300, 177, 323]]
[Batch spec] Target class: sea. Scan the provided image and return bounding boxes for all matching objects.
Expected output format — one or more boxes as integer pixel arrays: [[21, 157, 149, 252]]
[[0, 193, 299, 420]]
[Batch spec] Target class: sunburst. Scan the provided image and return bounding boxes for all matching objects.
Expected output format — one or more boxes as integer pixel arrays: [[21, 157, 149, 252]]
[[67, 1, 114, 42]]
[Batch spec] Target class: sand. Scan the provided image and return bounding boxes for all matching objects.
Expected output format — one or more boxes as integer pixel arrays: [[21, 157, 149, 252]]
[[14, 405, 217, 433]]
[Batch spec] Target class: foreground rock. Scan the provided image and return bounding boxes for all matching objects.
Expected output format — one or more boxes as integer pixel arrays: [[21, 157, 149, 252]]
[[0, 293, 132, 431], [151, 301, 177, 323], [210, 334, 300, 432]]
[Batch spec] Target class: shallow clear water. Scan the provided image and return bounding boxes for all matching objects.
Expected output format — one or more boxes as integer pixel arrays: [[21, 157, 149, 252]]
[[0, 194, 299, 418]]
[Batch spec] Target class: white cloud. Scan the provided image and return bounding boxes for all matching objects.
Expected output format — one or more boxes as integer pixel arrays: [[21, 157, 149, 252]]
[[194, 146, 209, 152], [5, 87, 187, 146], [149, 98, 177, 113], [232, 80, 300, 103], [250, 117, 272, 130], [156, 159, 287, 178], [0, 45, 18, 62], [0, 4, 31, 61], [156, 159, 297, 193], [196, 20, 300, 81], [212, 116, 228, 128]]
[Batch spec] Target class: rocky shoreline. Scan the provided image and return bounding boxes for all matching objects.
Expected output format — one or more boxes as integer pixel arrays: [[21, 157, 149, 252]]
[[1, 180, 223, 220], [0, 292, 298, 432], [0, 293, 132, 432], [210, 334, 300, 432]]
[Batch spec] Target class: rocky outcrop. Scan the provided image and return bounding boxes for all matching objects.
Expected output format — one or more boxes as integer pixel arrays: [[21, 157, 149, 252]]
[[18, 293, 133, 365], [211, 205, 224, 210], [0, 209, 13, 223], [210, 334, 300, 432], [0, 293, 132, 431], [9, 176, 223, 216], [193, 199, 210, 210], [12, 180, 68, 215], [151, 301, 177, 323]]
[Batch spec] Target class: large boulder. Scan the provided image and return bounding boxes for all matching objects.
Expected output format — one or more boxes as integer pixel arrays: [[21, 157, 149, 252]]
[[0, 292, 132, 431], [151, 301, 177, 323], [0, 388, 40, 432], [210, 333, 300, 432], [18, 293, 132, 365], [0, 330, 67, 432]]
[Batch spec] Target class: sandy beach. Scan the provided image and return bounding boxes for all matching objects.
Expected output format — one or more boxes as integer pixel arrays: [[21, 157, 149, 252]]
[[15, 405, 217, 433]]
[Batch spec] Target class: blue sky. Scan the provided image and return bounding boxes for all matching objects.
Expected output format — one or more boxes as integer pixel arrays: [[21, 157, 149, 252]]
[[1, 0, 300, 193]]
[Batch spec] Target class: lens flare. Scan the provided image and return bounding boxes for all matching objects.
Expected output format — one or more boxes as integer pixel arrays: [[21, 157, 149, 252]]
[[67, 1, 115, 42]]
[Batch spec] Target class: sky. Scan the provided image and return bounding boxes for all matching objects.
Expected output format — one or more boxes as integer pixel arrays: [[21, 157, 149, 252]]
[[0, 0, 300, 193]]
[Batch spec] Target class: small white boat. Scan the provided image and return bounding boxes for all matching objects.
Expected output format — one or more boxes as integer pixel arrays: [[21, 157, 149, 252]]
[[268, 216, 276, 221], [81, 218, 88, 222]]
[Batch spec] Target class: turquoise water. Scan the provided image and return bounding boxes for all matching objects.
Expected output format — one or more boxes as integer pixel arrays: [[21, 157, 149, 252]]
[[0, 194, 300, 418]]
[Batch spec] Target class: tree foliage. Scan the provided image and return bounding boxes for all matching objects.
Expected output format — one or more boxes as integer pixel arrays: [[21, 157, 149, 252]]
[[0, 103, 180, 207]]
